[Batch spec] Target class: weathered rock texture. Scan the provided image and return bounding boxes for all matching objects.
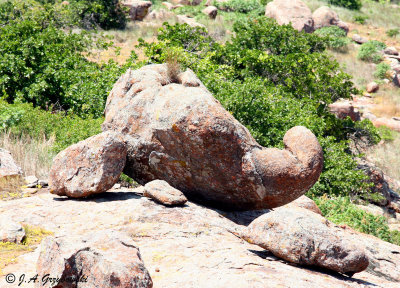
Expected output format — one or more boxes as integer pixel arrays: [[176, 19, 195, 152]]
[[2, 190, 400, 287], [144, 180, 187, 206], [202, 6, 218, 19], [265, 0, 314, 33], [243, 207, 370, 275], [36, 230, 153, 288], [49, 131, 127, 198], [0, 148, 23, 179], [312, 6, 348, 33], [102, 64, 323, 210], [329, 101, 361, 121], [176, 15, 205, 28], [122, 0, 152, 21], [283, 195, 322, 215], [171, 0, 203, 5], [0, 218, 25, 243]]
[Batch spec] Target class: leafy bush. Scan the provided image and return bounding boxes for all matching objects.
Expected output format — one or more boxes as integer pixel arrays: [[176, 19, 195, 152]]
[[374, 62, 391, 79], [314, 196, 400, 245], [139, 19, 380, 198], [314, 26, 350, 51], [353, 15, 368, 24], [386, 28, 400, 38], [0, 101, 24, 131], [357, 40, 386, 63], [213, 0, 264, 13], [327, 0, 362, 10]]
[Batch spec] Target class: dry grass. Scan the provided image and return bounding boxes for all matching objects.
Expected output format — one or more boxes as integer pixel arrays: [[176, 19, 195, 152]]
[[368, 134, 400, 180], [0, 131, 55, 180], [371, 85, 400, 117]]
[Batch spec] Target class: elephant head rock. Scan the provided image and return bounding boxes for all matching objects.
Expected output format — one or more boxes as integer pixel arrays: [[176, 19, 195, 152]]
[[102, 64, 323, 210]]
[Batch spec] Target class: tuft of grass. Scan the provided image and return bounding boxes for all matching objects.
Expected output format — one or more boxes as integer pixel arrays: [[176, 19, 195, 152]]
[[0, 131, 55, 180], [0, 177, 24, 200], [0, 225, 53, 275], [314, 195, 400, 245], [166, 49, 182, 83]]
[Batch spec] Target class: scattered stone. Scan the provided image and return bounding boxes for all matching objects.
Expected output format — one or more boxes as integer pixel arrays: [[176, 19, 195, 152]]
[[328, 101, 361, 121], [121, 0, 152, 21], [312, 6, 348, 33], [144, 180, 187, 206], [265, 0, 314, 33], [352, 34, 368, 44], [372, 117, 400, 132], [283, 195, 322, 215], [36, 230, 153, 288], [24, 175, 38, 188], [0, 148, 23, 179], [243, 207, 369, 275], [170, 0, 203, 5], [38, 179, 48, 187], [112, 183, 122, 190], [176, 15, 205, 28], [0, 218, 25, 243], [202, 6, 218, 19], [102, 64, 323, 210], [49, 131, 127, 198], [366, 82, 379, 93], [384, 46, 399, 56], [145, 9, 174, 21]]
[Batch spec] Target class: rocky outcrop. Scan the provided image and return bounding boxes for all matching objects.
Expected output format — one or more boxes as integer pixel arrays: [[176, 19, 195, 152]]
[[265, 0, 314, 33], [121, 0, 152, 21], [328, 101, 361, 121], [0, 148, 22, 179], [102, 64, 323, 210], [144, 180, 187, 206], [372, 117, 400, 132], [283, 195, 322, 215], [49, 131, 127, 198], [0, 218, 25, 243], [176, 15, 205, 28], [312, 6, 348, 33], [242, 207, 369, 275], [384, 47, 399, 56], [202, 6, 218, 19], [36, 230, 153, 288]]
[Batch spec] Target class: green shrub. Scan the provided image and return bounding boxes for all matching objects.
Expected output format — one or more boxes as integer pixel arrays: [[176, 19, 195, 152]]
[[353, 15, 368, 24], [139, 19, 380, 198], [327, 0, 362, 10], [213, 0, 264, 13], [357, 40, 386, 63], [386, 28, 400, 38], [314, 26, 350, 51], [374, 62, 391, 79], [377, 126, 399, 142], [314, 196, 400, 245]]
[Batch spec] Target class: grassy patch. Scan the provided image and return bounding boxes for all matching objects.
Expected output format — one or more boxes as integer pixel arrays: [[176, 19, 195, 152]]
[[314, 195, 400, 245], [0, 225, 53, 275]]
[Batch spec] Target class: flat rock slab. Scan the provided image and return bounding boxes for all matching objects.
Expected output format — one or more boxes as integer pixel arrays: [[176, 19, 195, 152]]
[[1, 191, 400, 287], [144, 180, 187, 206]]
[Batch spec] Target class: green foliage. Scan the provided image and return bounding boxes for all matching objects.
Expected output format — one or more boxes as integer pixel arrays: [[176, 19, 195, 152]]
[[353, 15, 368, 24], [357, 40, 387, 63], [386, 28, 400, 38], [314, 26, 350, 51], [377, 126, 399, 142], [0, 100, 24, 130], [374, 62, 391, 79], [139, 19, 380, 198], [314, 196, 400, 246], [0, 101, 102, 153], [327, 0, 362, 10], [213, 0, 264, 13]]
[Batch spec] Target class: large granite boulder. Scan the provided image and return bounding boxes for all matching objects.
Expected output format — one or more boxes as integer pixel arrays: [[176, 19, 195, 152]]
[[265, 0, 314, 33], [242, 207, 370, 275], [312, 6, 349, 34], [36, 230, 153, 288], [121, 0, 152, 21], [102, 64, 323, 210], [49, 131, 127, 198]]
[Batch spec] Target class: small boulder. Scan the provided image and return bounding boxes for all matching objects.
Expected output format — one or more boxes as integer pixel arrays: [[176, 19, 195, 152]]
[[144, 180, 187, 206], [372, 117, 400, 132], [36, 230, 153, 288], [202, 6, 218, 19], [384, 46, 399, 56], [265, 0, 314, 33], [0, 218, 25, 243], [366, 81, 379, 93], [312, 6, 341, 31], [170, 0, 203, 5], [49, 131, 127, 198], [243, 207, 369, 275], [25, 175, 38, 188], [328, 101, 361, 121], [394, 73, 400, 87], [176, 14, 205, 28], [121, 0, 152, 21], [283, 195, 322, 215], [0, 148, 23, 179], [336, 20, 349, 34], [352, 34, 368, 44]]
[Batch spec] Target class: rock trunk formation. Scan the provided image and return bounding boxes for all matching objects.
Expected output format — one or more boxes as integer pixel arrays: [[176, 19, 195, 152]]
[[102, 64, 323, 210]]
